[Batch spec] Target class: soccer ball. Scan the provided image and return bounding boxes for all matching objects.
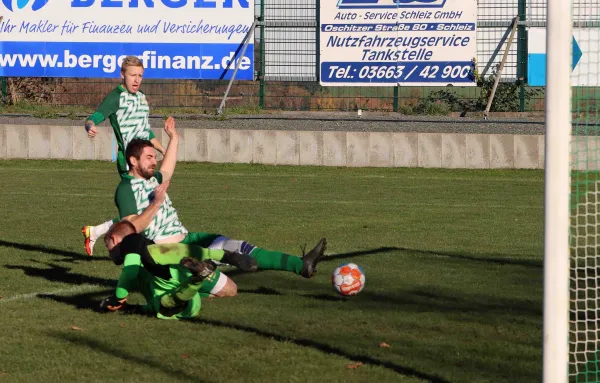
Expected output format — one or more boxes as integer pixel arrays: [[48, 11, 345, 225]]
[[332, 263, 365, 296]]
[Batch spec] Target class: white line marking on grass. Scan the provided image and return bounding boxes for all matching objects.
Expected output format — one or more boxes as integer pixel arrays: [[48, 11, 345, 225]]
[[0, 167, 543, 183], [0, 191, 543, 209], [181, 173, 544, 183], [0, 284, 102, 303], [0, 167, 114, 175], [1, 191, 91, 198], [189, 197, 544, 210]]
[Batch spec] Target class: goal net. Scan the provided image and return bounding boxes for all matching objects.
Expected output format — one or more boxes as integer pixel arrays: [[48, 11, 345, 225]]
[[566, 1, 600, 382]]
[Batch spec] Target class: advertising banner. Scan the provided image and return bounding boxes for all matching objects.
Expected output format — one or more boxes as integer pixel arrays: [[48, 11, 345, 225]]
[[528, 27, 593, 87], [0, 0, 254, 79], [320, 0, 477, 86]]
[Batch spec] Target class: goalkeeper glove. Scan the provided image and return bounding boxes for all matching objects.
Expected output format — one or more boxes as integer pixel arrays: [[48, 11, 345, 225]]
[[99, 295, 127, 312]]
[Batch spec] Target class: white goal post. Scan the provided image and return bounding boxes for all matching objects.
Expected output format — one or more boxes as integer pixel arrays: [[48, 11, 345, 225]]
[[543, 0, 572, 382]]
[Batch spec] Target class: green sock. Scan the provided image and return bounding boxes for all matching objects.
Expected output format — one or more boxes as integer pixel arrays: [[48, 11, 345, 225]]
[[249, 247, 303, 274], [197, 269, 221, 297]]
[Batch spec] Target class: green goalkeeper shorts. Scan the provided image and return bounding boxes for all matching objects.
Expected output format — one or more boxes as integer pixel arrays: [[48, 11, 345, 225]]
[[149, 269, 224, 320]]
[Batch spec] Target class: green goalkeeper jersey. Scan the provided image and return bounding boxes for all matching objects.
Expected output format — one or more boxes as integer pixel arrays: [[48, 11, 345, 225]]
[[114, 171, 188, 241], [113, 235, 225, 320], [87, 85, 156, 177], [116, 252, 202, 320]]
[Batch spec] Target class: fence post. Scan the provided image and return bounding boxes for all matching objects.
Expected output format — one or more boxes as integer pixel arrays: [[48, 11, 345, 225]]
[[518, 0, 528, 112], [315, 0, 321, 83], [393, 86, 399, 112], [258, 0, 265, 109], [217, 19, 258, 115], [0, 78, 6, 103]]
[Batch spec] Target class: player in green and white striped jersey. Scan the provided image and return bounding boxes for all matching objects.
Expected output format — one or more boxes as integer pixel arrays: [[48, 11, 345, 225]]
[[85, 56, 165, 177], [82, 56, 167, 255], [111, 118, 248, 296], [114, 124, 326, 296]]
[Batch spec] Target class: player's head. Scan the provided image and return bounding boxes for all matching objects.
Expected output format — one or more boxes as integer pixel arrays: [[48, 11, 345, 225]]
[[126, 139, 156, 179], [105, 220, 136, 251], [120, 56, 144, 94], [104, 220, 136, 264]]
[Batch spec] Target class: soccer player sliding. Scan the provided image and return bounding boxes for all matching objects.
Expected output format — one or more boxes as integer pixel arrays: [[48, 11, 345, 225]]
[[112, 117, 327, 289], [81, 56, 327, 282]]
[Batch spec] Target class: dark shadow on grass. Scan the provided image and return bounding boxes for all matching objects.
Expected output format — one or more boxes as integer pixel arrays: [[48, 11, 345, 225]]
[[39, 289, 154, 318], [300, 289, 541, 317], [8, 262, 282, 310], [237, 286, 282, 296], [0, 239, 107, 262], [47, 331, 205, 383], [192, 318, 450, 383], [360, 288, 542, 317], [302, 293, 347, 302], [39, 289, 114, 311], [323, 246, 542, 269], [399, 247, 543, 269], [5, 263, 117, 287], [323, 247, 399, 261]]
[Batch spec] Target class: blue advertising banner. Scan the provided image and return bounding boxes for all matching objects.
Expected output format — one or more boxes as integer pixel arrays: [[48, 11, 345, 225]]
[[0, 0, 254, 79]]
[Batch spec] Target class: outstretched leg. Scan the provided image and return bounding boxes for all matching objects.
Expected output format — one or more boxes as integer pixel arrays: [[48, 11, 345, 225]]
[[148, 243, 257, 272], [82, 218, 118, 256], [209, 236, 328, 278]]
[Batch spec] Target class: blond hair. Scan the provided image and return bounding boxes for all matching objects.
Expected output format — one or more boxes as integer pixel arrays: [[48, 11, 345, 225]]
[[120, 56, 144, 74]]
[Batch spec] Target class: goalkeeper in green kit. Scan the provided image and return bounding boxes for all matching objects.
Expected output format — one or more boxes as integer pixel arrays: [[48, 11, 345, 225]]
[[100, 217, 257, 320]]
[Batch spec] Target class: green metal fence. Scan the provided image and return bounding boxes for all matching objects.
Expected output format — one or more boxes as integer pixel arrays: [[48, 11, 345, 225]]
[[0, 0, 544, 114]]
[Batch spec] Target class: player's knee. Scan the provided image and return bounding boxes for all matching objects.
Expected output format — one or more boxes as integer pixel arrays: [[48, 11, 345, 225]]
[[214, 277, 237, 297], [209, 236, 256, 255], [221, 278, 238, 297], [207, 271, 237, 298]]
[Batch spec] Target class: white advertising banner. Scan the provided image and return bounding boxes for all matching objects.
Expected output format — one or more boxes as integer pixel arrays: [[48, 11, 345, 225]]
[[528, 27, 596, 87], [0, 0, 254, 79], [319, 0, 477, 86]]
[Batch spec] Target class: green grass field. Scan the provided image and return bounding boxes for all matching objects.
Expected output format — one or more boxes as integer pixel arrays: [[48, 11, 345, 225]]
[[0, 160, 544, 383]]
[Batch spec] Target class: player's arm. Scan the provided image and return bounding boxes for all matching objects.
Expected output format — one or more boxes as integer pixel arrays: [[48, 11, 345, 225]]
[[84, 119, 98, 138], [138, 94, 165, 155], [86, 89, 120, 138], [117, 181, 169, 233], [151, 137, 166, 155], [85, 111, 104, 137], [159, 116, 177, 182], [100, 253, 142, 312], [127, 182, 169, 233]]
